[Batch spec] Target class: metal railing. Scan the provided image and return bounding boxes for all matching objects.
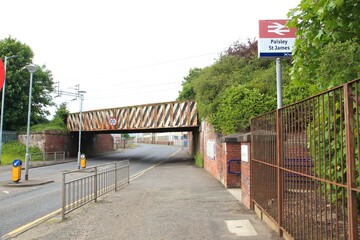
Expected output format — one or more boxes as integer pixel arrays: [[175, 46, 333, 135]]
[[251, 78, 360, 239], [61, 160, 130, 220], [30, 151, 66, 166], [1, 131, 17, 143]]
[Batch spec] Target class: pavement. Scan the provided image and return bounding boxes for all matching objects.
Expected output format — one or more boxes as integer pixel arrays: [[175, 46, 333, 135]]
[[0, 159, 75, 187], [3, 149, 280, 240]]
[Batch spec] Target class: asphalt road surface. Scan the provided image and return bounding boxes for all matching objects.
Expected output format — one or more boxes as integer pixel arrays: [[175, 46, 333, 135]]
[[0, 144, 181, 236]]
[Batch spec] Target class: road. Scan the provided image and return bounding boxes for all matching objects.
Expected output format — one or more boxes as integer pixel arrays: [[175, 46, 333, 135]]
[[0, 144, 182, 237]]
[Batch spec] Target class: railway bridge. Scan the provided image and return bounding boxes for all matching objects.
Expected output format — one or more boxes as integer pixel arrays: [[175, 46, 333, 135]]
[[67, 100, 200, 155]]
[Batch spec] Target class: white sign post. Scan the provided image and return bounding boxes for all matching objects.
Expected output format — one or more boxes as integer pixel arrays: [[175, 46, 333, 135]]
[[258, 19, 296, 109]]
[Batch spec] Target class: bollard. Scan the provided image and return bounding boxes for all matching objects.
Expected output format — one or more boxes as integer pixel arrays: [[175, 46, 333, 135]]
[[11, 159, 22, 182], [80, 153, 86, 169]]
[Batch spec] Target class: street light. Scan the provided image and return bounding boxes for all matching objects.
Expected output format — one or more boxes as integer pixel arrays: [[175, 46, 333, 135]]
[[0, 55, 17, 165], [24, 64, 39, 181], [77, 90, 86, 169]]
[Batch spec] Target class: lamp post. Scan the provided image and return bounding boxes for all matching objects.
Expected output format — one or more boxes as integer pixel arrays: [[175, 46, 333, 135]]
[[0, 55, 17, 165], [77, 90, 86, 169], [24, 64, 39, 181]]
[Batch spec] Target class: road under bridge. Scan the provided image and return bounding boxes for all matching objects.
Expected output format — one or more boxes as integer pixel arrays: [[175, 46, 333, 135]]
[[67, 100, 200, 156]]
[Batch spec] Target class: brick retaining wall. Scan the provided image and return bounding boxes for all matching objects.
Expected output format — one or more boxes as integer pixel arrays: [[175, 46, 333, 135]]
[[199, 120, 251, 209]]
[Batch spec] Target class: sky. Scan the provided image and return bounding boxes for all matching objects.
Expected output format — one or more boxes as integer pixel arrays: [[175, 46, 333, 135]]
[[1, 0, 300, 116]]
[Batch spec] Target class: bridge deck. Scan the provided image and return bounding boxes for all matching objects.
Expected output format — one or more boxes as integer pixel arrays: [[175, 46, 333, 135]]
[[67, 100, 198, 132]]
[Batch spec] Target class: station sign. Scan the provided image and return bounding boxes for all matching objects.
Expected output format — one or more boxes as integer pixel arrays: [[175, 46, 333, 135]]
[[258, 19, 296, 58]]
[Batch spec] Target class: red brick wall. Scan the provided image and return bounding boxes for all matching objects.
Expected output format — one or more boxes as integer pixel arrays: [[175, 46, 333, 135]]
[[200, 121, 225, 184], [199, 120, 252, 209], [224, 143, 241, 188], [200, 121, 242, 187], [45, 132, 69, 152], [94, 134, 114, 153], [240, 142, 251, 209]]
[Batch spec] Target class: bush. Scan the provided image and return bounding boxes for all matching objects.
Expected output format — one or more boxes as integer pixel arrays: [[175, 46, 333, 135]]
[[210, 85, 275, 134], [194, 152, 204, 168]]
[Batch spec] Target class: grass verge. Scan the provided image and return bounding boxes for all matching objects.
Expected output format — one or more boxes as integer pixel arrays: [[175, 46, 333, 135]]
[[1, 141, 42, 165]]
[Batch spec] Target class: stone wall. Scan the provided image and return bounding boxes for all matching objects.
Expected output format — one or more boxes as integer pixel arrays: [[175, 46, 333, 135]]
[[18, 130, 70, 153]]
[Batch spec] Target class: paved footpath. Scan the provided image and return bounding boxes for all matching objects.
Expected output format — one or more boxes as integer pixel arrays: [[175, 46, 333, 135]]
[[8, 150, 279, 240]]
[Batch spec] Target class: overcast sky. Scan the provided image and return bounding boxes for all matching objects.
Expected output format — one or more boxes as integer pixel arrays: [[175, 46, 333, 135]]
[[1, 0, 300, 116]]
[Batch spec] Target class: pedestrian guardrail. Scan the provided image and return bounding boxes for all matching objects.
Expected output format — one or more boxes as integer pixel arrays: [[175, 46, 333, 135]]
[[30, 151, 66, 165], [61, 160, 130, 220]]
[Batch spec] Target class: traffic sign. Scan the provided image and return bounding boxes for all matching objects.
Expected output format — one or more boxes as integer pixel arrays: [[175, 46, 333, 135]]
[[108, 117, 117, 126], [258, 19, 296, 58], [0, 58, 4, 90], [12, 159, 22, 167]]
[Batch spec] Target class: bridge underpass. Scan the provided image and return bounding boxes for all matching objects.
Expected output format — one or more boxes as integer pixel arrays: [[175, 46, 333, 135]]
[[66, 100, 200, 156]]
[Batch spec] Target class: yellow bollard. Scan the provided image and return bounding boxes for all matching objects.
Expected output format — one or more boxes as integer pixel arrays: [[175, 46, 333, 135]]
[[80, 154, 86, 169], [12, 159, 22, 182]]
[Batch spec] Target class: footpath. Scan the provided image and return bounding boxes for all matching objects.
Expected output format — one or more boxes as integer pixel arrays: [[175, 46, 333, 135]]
[[7, 149, 279, 240]]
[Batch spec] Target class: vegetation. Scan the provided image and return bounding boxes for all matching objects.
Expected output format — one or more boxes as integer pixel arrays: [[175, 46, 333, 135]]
[[286, 0, 360, 209], [0, 37, 55, 131], [176, 2, 360, 211], [177, 1, 359, 136], [194, 152, 204, 168], [18, 103, 70, 133], [178, 39, 291, 134], [2, 141, 42, 165], [287, 0, 360, 95]]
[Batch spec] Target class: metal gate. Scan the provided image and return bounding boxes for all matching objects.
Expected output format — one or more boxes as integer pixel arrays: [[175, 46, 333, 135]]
[[251, 78, 360, 239]]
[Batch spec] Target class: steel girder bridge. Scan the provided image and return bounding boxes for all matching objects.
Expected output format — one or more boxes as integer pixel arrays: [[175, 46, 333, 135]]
[[67, 100, 199, 133]]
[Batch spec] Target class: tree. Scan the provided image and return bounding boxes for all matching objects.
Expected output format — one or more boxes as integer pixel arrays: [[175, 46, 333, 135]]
[[0, 37, 54, 130], [121, 133, 131, 140], [52, 102, 70, 126], [287, 1, 360, 211], [177, 68, 202, 101], [316, 41, 360, 89], [287, 0, 360, 92], [177, 40, 289, 134]]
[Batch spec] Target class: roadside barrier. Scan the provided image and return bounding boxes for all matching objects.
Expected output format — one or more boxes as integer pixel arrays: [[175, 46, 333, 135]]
[[61, 160, 130, 220], [30, 151, 66, 166]]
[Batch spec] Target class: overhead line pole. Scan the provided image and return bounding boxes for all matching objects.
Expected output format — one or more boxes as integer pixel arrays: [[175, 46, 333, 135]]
[[55, 84, 86, 169]]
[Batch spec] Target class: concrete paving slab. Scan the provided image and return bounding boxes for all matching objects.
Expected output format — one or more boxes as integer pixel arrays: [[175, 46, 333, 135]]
[[226, 219, 258, 236]]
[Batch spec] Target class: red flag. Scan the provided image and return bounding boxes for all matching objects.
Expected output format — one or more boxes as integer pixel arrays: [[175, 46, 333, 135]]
[[0, 58, 4, 90]]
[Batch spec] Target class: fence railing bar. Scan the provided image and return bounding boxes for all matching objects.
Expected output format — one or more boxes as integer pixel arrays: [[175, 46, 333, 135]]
[[251, 79, 360, 239], [61, 160, 129, 220]]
